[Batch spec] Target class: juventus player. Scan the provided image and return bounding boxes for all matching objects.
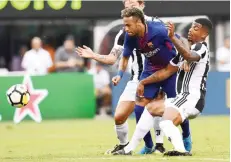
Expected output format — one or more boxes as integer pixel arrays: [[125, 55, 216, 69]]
[[113, 18, 212, 156]]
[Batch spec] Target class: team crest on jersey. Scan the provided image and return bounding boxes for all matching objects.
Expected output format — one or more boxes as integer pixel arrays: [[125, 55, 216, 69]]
[[147, 42, 154, 48]]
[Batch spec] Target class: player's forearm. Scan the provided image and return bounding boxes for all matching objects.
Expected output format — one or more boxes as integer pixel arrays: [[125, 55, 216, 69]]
[[141, 64, 177, 85], [92, 53, 117, 65], [93, 46, 123, 65], [140, 69, 171, 85], [170, 36, 200, 62], [119, 56, 129, 72], [179, 37, 190, 50]]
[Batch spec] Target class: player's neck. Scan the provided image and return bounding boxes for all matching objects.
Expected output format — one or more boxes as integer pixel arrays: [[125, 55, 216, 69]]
[[191, 39, 205, 44], [138, 24, 147, 38]]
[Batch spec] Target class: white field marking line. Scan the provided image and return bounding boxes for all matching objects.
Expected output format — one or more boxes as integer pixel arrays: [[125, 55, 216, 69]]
[[54, 157, 229, 161]]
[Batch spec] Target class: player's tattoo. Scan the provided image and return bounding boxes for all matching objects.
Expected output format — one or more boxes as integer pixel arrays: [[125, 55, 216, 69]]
[[140, 71, 164, 85], [150, 72, 164, 82], [141, 65, 178, 85], [171, 36, 200, 62], [110, 46, 123, 58], [97, 55, 106, 60], [179, 37, 190, 50]]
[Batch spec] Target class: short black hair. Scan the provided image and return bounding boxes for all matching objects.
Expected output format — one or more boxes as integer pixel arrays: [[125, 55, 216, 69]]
[[121, 7, 145, 24], [195, 18, 213, 33]]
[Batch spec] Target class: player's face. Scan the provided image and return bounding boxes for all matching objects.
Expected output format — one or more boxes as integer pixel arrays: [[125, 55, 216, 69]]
[[123, 16, 139, 36], [188, 22, 207, 43], [124, 0, 144, 10]]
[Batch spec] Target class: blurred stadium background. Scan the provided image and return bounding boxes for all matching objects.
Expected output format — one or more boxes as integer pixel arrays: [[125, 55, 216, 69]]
[[0, 1, 229, 162]]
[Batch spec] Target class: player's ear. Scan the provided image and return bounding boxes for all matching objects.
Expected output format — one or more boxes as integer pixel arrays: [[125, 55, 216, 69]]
[[201, 31, 208, 40], [137, 19, 143, 25]]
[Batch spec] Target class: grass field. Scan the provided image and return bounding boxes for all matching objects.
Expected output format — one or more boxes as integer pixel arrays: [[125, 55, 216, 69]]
[[0, 116, 229, 162]]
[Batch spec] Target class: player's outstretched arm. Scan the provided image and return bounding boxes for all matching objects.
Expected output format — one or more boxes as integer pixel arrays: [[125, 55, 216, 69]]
[[140, 64, 178, 85], [76, 45, 123, 65], [167, 22, 201, 62]]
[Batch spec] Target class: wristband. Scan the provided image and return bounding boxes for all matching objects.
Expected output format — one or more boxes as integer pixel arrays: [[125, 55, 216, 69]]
[[118, 70, 124, 78]]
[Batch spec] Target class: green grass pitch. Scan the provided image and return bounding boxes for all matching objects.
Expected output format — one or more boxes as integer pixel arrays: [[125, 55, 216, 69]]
[[0, 116, 229, 162]]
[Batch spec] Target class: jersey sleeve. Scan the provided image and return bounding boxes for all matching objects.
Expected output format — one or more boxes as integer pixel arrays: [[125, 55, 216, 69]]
[[175, 33, 181, 39], [191, 43, 207, 59], [123, 33, 135, 57], [113, 29, 125, 47], [170, 53, 181, 67]]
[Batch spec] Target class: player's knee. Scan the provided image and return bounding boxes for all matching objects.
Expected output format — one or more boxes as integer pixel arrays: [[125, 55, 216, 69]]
[[162, 107, 179, 121], [146, 102, 163, 116], [114, 112, 127, 125]]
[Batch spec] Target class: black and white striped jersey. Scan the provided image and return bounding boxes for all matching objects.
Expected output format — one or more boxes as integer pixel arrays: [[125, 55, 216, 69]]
[[170, 42, 210, 97], [113, 15, 162, 81]]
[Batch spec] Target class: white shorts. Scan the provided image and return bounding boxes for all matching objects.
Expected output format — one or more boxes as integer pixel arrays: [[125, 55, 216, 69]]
[[118, 80, 138, 102], [165, 93, 203, 122]]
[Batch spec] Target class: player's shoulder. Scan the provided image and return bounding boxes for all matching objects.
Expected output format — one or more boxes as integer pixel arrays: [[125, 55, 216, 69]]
[[115, 28, 125, 38], [191, 42, 208, 51], [145, 15, 163, 22], [147, 21, 167, 37], [147, 20, 163, 26], [114, 29, 126, 46], [144, 15, 155, 21]]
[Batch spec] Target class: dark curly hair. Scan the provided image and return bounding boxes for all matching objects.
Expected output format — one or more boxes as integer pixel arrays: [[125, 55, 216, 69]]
[[121, 7, 145, 24]]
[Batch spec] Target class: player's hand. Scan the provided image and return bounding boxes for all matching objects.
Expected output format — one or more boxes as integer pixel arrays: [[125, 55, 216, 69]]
[[181, 60, 190, 72], [166, 21, 175, 38], [137, 82, 144, 98], [112, 75, 121, 86], [76, 45, 94, 59]]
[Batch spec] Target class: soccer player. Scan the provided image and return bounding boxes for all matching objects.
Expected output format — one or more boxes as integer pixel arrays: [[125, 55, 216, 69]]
[[76, 0, 166, 154], [113, 18, 212, 156]]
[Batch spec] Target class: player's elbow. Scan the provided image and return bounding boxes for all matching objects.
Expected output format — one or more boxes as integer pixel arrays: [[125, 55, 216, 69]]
[[184, 55, 200, 62], [107, 55, 117, 65], [108, 59, 116, 65], [181, 52, 193, 61]]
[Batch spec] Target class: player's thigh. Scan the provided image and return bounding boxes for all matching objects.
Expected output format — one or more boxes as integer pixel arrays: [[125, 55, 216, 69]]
[[115, 101, 135, 119], [114, 81, 137, 123], [139, 72, 161, 101], [161, 73, 177, 98], [165, 93, 202, 123], [162, 107, 181, 125], [118, 81, 138, 103], [146, 99, 165, 116], [135, 84, 160, 106]]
